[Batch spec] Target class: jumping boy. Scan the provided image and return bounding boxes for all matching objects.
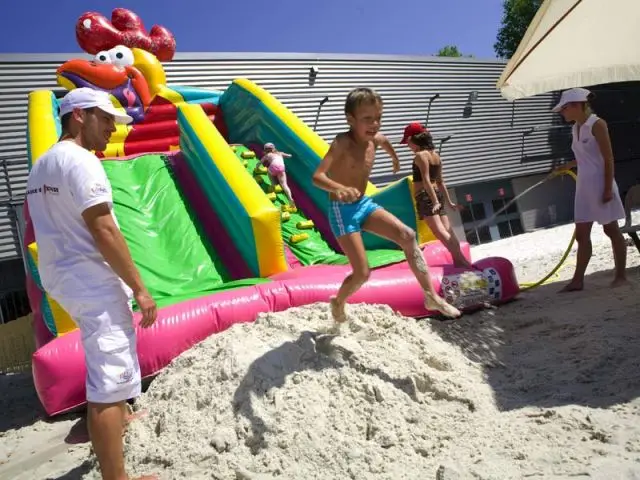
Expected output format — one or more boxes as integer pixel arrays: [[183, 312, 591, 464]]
[[312, 87, 461, 322]]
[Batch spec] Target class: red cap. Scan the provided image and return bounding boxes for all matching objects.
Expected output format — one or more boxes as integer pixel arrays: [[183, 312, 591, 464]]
[[400, 122, 427, 144]]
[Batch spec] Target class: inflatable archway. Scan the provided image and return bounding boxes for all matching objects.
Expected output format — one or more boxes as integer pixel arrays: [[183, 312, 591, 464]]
[[25, 8, 520, 416]]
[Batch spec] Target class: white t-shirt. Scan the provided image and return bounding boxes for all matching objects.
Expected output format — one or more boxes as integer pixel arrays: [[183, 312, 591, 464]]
[[26, 141, 130, 302]]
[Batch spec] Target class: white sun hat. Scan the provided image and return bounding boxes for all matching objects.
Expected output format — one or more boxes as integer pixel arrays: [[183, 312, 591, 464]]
[[551, 87, 591, 113]]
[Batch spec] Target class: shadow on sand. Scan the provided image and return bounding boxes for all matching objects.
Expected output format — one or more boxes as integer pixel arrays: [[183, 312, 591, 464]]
[[45, 460, 94, 480], [429, 265, 640, 412], [0, 371, 46, 434]]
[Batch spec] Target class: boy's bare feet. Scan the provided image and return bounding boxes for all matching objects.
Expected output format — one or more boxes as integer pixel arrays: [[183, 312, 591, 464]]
[[559, 281, 583, 293], [330, 296, 348, 323], [425, 292, 461, 319]]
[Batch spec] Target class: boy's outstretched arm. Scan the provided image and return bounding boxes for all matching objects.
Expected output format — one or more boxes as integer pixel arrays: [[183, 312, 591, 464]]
[[375, 133, 401, 173]]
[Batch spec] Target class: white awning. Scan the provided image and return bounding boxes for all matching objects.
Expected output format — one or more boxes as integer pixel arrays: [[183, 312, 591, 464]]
[[497, 0, 640, 101]]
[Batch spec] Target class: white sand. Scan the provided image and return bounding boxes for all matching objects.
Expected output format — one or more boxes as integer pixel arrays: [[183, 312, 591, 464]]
[[1, 216, 639, 480]]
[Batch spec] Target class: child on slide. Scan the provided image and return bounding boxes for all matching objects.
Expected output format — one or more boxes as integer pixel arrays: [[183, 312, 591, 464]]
[[261, 142, 296, 208], [312, 87, 461, 323]]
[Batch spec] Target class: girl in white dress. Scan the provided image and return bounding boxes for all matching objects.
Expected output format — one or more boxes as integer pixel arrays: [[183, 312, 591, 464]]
[[552, 87, 628, 292]]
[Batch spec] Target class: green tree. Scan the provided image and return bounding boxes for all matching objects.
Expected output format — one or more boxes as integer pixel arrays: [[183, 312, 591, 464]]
[[436, 45, 473, 58], [494, 0, 544, 59]]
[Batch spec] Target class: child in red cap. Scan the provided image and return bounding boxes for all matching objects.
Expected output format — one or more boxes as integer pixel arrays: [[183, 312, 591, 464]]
[[400, 122, 472, 268]]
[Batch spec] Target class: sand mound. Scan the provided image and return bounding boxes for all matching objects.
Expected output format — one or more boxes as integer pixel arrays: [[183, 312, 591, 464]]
[[81, 285, 640, 480], [99, 303, 496, 480]]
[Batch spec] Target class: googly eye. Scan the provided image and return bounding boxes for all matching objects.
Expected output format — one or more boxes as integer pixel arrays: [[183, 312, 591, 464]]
[[94, 51, 112, 64], [108, 45, 134, 67]]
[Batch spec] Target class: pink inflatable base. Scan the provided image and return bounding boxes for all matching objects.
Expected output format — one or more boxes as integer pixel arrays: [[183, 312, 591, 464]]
[[32, 252, 518, 417]]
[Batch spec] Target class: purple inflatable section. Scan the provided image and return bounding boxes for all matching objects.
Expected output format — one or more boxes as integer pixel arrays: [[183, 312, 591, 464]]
[[168, 152, 254, 279]]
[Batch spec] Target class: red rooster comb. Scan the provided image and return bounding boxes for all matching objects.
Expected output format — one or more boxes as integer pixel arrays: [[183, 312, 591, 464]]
[[76, 8, 176, 61]]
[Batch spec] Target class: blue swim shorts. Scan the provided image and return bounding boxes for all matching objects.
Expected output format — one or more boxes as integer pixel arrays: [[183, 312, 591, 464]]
[[328, 195, 382, 238]]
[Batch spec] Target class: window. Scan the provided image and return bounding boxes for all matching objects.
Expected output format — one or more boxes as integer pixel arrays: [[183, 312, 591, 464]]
[[460, 208, 474, 224], [492, 197, 518, 217], [510, 218, 524, 235], [496, 218, 524, 239], [465, 225, 492, 246], [461, 202, 487, 224], [471, 203, 487, 220], [497, 221, 511, 238], [477, 226, 492, 243]]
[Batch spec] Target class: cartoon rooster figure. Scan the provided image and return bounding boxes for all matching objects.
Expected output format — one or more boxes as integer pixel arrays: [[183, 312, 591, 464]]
[[56, 8, 176, 125]]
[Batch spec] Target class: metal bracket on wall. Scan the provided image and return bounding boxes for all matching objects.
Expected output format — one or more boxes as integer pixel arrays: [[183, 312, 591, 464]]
[[313, 96, 329, 132], [437, 135, 453, 155], [1, 158, 13, 201], [425, 93, 440, 126], [520, 124, 571, 164]]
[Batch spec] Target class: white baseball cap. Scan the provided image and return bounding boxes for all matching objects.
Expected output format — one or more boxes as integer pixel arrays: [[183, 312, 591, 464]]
[[58, 87, 133, 124], [551, 87, 591, 113]]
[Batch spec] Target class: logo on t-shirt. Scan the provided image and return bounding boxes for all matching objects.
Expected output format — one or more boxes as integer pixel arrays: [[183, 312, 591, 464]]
[[43, 184, 59, 195], [90, 182, 110, 196]]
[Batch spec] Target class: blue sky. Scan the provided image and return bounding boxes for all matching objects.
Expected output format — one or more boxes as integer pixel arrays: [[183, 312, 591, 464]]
[[1, 0, 505, 59]]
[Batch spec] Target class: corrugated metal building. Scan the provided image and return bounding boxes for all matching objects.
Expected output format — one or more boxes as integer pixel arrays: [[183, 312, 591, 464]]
[[1, 52, 639, 319]]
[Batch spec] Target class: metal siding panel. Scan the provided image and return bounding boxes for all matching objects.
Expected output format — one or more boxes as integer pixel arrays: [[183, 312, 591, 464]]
[[0, 205, 18, 260], [0, 53, 569, 263]]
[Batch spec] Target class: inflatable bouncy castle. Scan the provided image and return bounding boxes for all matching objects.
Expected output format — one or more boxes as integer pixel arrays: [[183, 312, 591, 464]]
[[25, 8, 520, 416]]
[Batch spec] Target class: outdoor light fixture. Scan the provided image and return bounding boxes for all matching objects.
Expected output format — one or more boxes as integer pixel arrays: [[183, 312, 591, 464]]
[[463, 90, 479, 118], [309, 65, 320, 86]]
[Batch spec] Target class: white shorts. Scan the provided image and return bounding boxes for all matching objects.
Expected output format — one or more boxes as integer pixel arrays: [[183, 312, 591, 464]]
[[56, 288, 141, 404]]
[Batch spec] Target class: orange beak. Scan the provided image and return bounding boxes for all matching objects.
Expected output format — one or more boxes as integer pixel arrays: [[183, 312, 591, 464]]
[[56, 60, 152, 109]]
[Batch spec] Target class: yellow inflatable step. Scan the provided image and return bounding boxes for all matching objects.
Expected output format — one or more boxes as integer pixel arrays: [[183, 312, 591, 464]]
[[266, 192, 277, 201], [273, 185, 283, 193], [296, 220, 314, 230], [290, 233, 309, 244], [241, 151, 256, 159], [243, 160, 248, 168], [281, 212, 291, 222], [255, 176, 265, 185], [254, 165, 268, 175]]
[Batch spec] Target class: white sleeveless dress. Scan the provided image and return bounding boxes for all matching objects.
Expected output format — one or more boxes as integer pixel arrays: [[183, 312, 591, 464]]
[[572, 114, 625, 225]]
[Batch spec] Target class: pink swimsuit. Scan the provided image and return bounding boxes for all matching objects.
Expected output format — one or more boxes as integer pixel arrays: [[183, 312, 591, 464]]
[[263, 153, 285, 175]]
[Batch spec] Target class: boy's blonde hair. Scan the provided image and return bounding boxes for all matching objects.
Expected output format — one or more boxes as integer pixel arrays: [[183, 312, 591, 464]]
[[344, 87, 383, 116]]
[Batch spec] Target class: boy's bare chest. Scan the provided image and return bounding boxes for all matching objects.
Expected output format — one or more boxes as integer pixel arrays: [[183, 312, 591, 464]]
[[343, 143, 376, 172]]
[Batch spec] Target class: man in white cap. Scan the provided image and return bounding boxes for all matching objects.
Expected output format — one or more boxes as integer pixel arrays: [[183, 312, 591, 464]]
[[26, 88, 158, 480]]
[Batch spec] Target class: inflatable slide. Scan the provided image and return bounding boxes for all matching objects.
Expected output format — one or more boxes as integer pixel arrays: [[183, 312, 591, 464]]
[[24, 8, 519, 416]]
